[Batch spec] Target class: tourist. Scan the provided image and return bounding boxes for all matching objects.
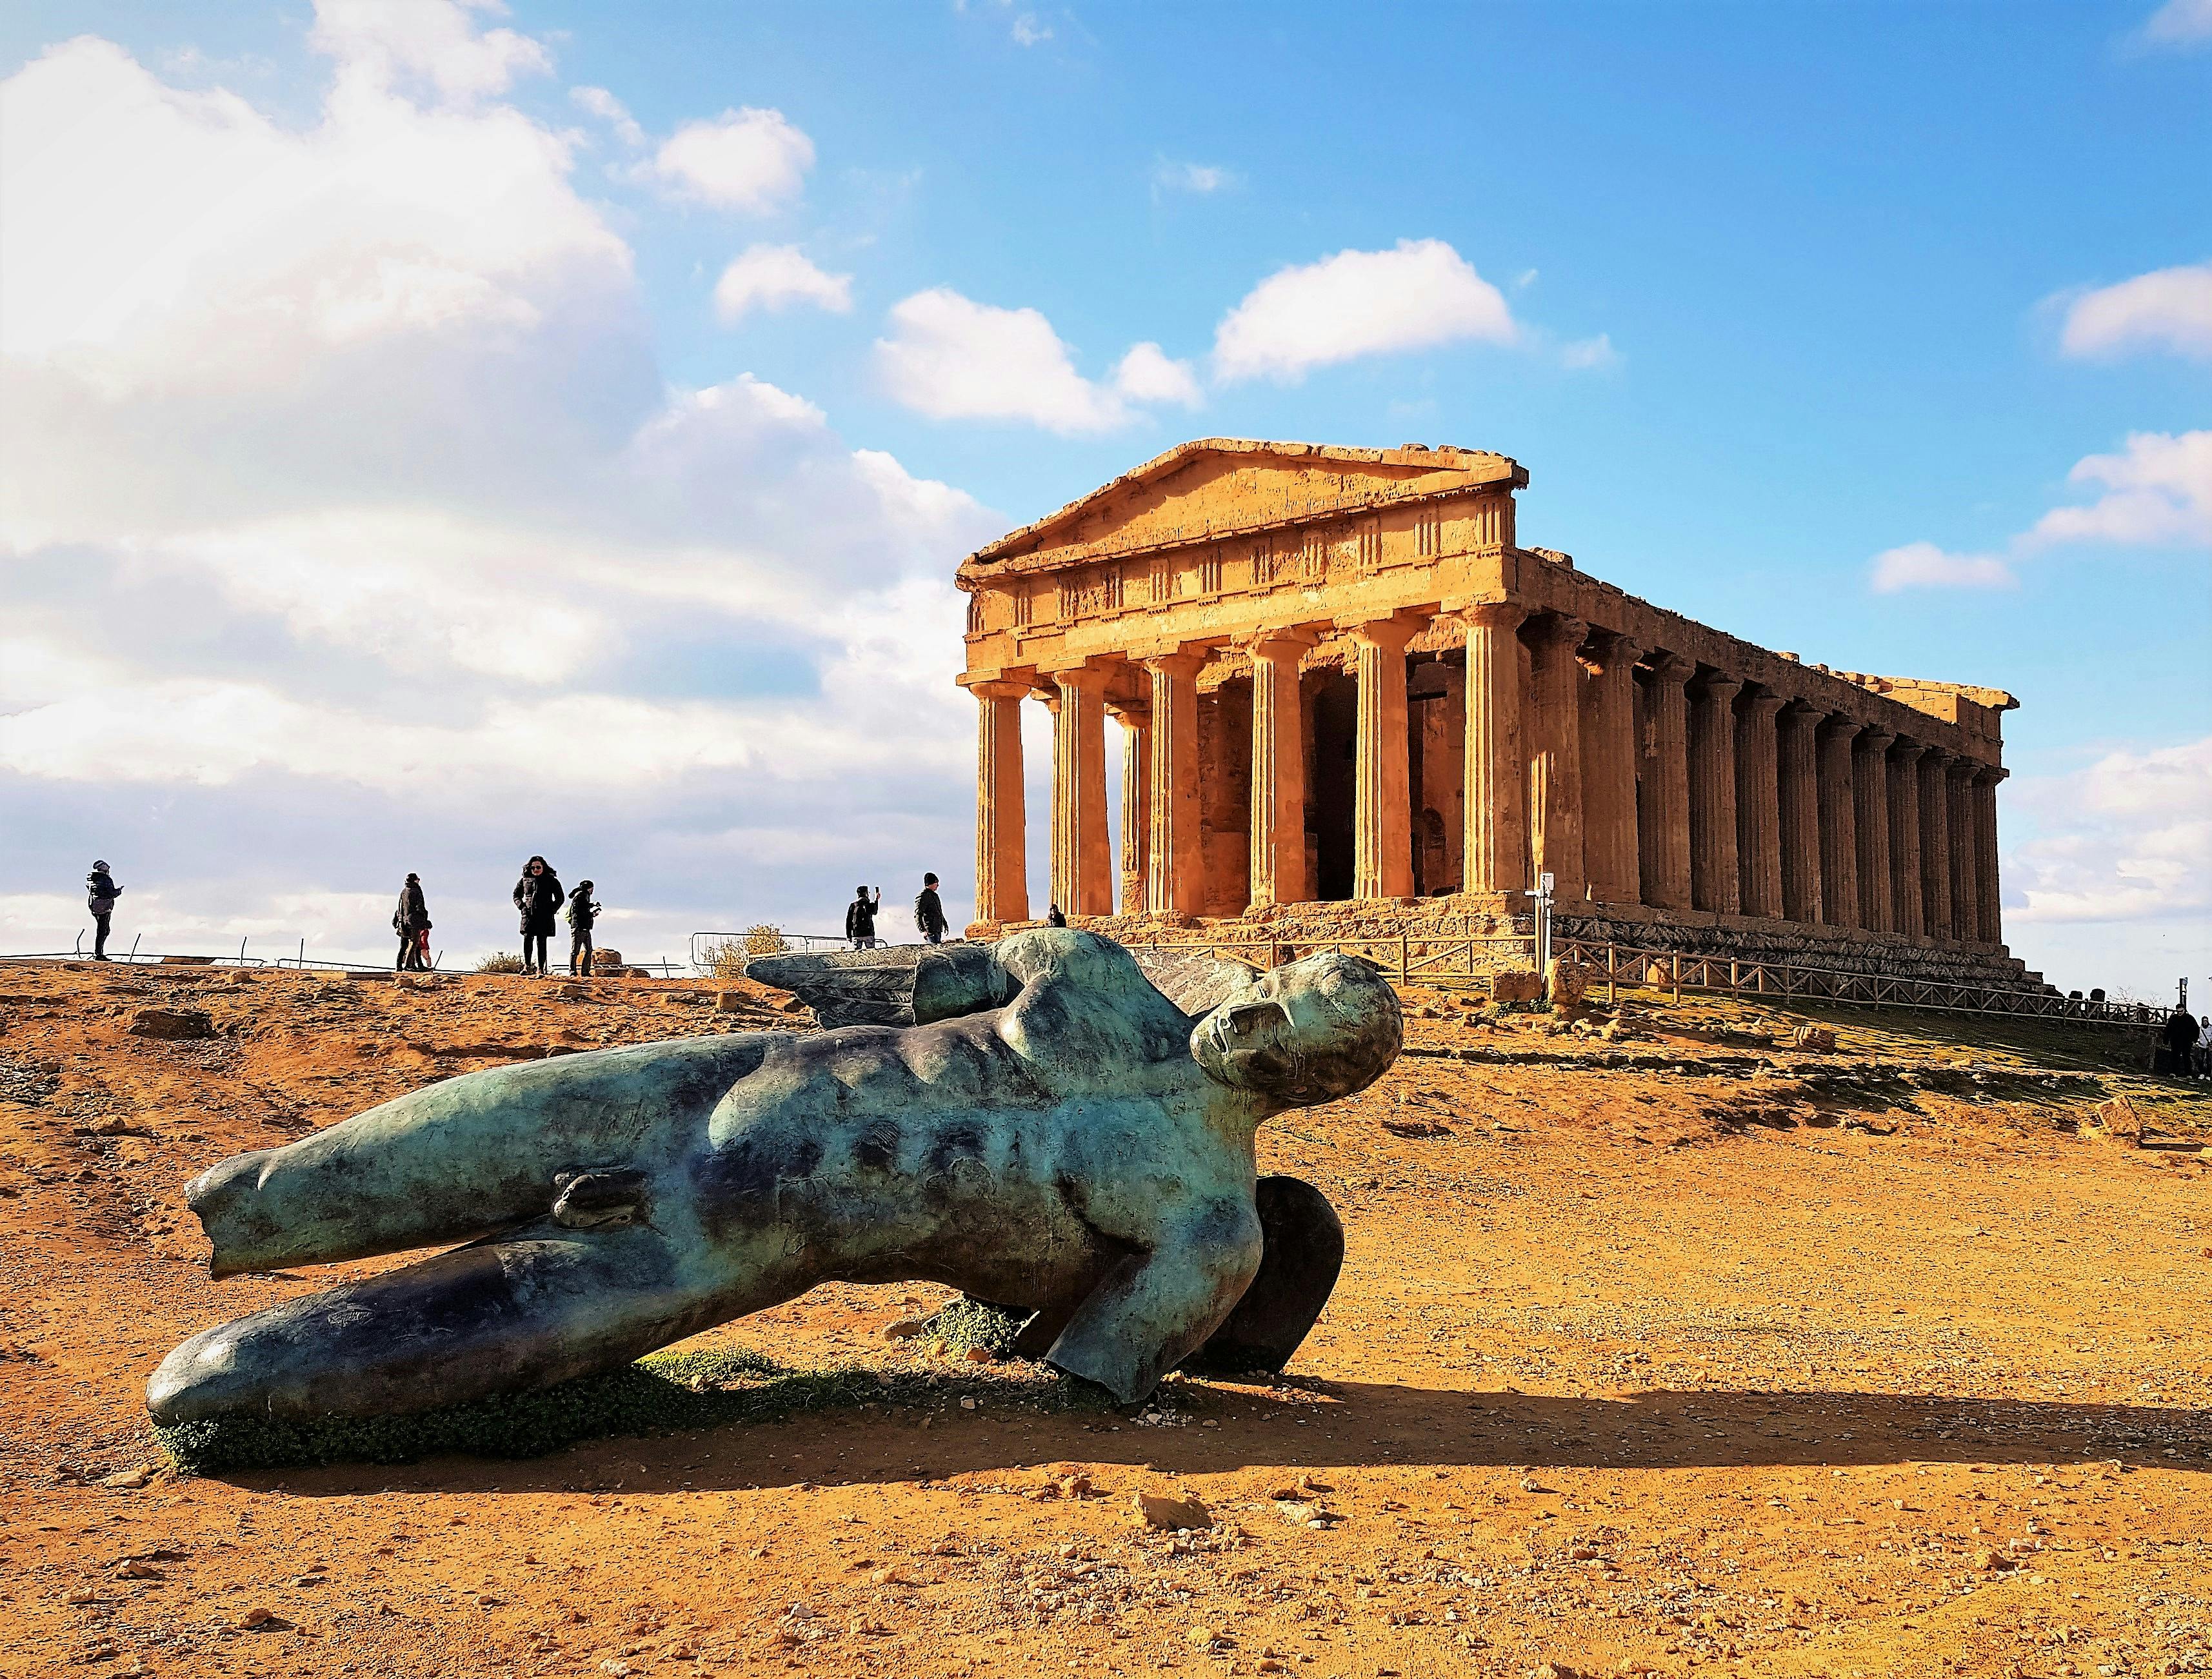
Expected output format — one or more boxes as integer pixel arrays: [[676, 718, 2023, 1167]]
[[392, 873, 431, 971], [512, 856, 565, 976], [1045, 903, 1068, 928], [564, 879, 602, 977], [85, 860, 122, 961], [2197, 1014, 2212, 1080], [2160, 1003, 2198, 1079], [844, 885, 882, 949], [914, 873, 948, 945]]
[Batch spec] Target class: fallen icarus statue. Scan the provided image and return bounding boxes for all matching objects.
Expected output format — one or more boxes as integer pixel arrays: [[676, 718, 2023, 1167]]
[[148, 929, 1402, 1426]]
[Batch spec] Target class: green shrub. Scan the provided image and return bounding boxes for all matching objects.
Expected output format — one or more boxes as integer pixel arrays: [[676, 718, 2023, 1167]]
[[925, 1296, 1028, 1358]]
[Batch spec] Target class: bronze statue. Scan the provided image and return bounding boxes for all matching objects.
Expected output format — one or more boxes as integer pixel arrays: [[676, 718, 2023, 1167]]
[[148, 930, 1400, 1424]]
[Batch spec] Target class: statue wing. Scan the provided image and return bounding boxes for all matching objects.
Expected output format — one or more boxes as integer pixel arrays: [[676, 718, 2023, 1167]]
[[744, 944, 1017, 1029]]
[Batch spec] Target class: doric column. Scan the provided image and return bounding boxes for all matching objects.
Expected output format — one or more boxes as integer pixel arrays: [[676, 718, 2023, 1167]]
[[1248, 630, 1317, 908], [1144, 650, 1208, 917], [1689, 671, 1744, 915], [1735, 688, 1786, 919], [1048, 665, 1113, 918], [1351, 615, 1419, 899], [971, 680, 1031, 924], [1974, 768, 2006, 946], [1887, 741, 1927, 939], [1915, 749, 1954, 941], [1852, 726, 1895, 933], [1814, 717, 1861, 928], [1642, 653, 1696, 909], [1453, 603, 1529, 894], [1106, 695, 1151, 915], [1526, 614, 1589, 900], [1580, 630, 1642, 905], [1777, 701, 1823, 926], [1947, 759, 1980, 943]]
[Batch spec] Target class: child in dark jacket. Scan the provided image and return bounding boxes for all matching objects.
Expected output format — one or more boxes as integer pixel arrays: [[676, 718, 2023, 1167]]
[[564, 880, 603, 977]]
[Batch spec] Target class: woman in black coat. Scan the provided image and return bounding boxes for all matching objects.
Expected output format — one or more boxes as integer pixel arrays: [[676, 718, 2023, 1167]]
[[512, 856, 564, 975], [392, 873, 432, 971]]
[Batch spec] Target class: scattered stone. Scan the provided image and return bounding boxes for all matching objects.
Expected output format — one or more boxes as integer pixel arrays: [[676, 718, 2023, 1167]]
[[962, 1344, 995, 1363], [1492, 970, 1543, 1006], [1546, 956, 1591, 1011], [125, 1008, 214, 1041], [1133, 1491, 1211, 1531], [1057, 1473, 1095, 1499], [2093, 1095, 2142, 1147], [1791, 1024, 1838, 1052], [99, 1465, 154, 1489], [881, 1318, 929, 1340]]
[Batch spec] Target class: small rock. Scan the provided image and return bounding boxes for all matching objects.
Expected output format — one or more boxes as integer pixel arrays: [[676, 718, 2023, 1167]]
[[1058, 1473, 1094, 1500], [2094, 1095, 2142, 1147], [881, 1318, 928, 1340], [1791, 1024, 1838, 1052], [112, 1560, 163, 1580], [99, 1465, 153, 1489], [1186, 1625, 1217, 1647], [959, 1396, 977, 1411], [126, 1008, 214, 1040], [962, 1345, 994, 1364], [1133, 1491, 1211, 1531]]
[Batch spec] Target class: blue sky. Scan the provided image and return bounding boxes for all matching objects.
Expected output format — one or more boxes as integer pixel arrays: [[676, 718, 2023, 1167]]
[[0, 1, 2206, 995]]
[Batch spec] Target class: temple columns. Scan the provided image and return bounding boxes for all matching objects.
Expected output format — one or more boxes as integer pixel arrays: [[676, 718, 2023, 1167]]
[[1526, 614, 1589, 899], [1815, 717, 1861, 928], [1351, 616, 1419, 899], [1144, 650, 1208, 916], [1048, 666, 1113, 918], [1248, 631, 1315, 908], [971, 680, 1031, 924], [1106, 695, 1151, 915], [1778, 702, 1824, 925], [1642, 653, 1696, 910], [1917, 749, 1955, 941], [1853, 727, 1895, 934], [1975, 769, 2006, 946], [1946, 759, 1979, 944], [1453, 603, 1530, 893], [1580, 631, 1642, 904], [1736, 688, 1786, 919], [1888, 741, 1927, 939], [1689, 672, 1744, 914]]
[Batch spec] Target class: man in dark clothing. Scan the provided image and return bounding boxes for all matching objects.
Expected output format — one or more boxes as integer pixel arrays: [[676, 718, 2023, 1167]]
[[2163, 1005, 2200, 1078], [393, 873, 431, 971], [565, 880, 602, 977], [513, 857, 564, 975], [845, 886, 882, 949], [1045, 903, 1068, 928], [915, 873, 948, 946], [86, 861, 122, 960]]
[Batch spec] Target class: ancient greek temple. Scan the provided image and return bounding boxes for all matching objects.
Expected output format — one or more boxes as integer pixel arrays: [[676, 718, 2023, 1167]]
[[955, 440, 2017, 970]]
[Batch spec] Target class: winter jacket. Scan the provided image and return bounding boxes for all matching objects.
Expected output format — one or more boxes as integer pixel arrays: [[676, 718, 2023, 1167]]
[[563, 886, 600, 933], [914, 887, 946, 939], [86, 870, 121, 916], [2167, 1009, 2200, 1057], [844, 895, 879, 940], [514, 868, 566, 935], [394, 882, 431, 933]]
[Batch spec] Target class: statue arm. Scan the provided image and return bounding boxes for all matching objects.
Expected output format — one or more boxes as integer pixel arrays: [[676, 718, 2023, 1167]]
[[1042, 1196, 1264, 1403]]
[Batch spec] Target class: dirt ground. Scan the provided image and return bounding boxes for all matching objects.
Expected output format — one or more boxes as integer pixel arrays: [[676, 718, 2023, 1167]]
[[3, 958, 2209, 1679]]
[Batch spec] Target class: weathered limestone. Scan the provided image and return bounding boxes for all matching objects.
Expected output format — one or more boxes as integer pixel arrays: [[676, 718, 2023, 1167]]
[[1146, 651, 1208, 917], [1814, 716, 1860, 929], [1580, 631, 1642, 906], [1689, 673, 1744, 915], [1248, 631, 1316, 908], [1526, 614, 1589, 900], [1974, 769, 2006, 946], [1735, 688, 1786, 920], [1917, 748, 1954, 942], [1351, 616, 1419, 899], [1050, 665, 1114, 917], [1106, 695, 1151, 915], [1778, 702, 1824, 925], [1853, 727, 1895, 934], [1640, 653, 1696, 911], [1455, 603, 1529, 895], [971, 680, 1031, 924], [1887, 742, 1927, 940], [1946, 758, 1979, 944]]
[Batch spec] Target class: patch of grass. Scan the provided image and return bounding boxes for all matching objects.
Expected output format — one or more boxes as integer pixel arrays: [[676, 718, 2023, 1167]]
[[924, 1296, 1028, 1358], [154, 1341, 1107, 1475], [475, 951, 527, 974]]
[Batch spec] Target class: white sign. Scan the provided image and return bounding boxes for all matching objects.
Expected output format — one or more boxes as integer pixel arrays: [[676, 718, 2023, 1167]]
[[1539, 873, 1555, 893]]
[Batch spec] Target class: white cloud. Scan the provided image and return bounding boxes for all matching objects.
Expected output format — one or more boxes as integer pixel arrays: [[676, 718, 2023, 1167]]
[[570, 83, 644, 147], [2140, 0, 2212, 48], [1011, 14, 1053, 46], [1111, 341, 1203, 408], [1868, 541, 2017, 593], [1561, 332, 1620, 372], [1211, 238, 1519, 383], [2058, 262, 2212, 362], [309, 0, 552, 101], [876, 288, 1133, 433], [1153, 160, 1232, 195], [713, 243, 853, 322], [640, 106, 814, 212], [2008, 736, 2212, 926], [2026, 430, 2212, 550]]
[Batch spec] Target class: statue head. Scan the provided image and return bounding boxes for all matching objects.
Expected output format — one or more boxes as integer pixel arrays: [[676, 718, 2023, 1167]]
[[1190, 951, 1402, 1108]]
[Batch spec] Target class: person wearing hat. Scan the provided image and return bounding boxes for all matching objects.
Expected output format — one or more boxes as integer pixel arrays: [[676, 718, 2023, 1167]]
[[392, 873, 431, 971], [914, 872, 948, 946], [564, 879, 603, 977], [844, 885, 882, 949], [86, 860, 123, 960]]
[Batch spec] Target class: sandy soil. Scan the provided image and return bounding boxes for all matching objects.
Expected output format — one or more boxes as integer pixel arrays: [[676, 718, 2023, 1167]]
[[3, 959, 2209, 1679]]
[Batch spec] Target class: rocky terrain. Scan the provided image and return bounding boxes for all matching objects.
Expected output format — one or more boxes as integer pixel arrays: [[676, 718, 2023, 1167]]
[[1, 958, 2207, 1679]]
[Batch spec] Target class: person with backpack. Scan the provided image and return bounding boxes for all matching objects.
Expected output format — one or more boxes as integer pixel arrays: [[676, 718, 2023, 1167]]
[[564, 879, 603, 977], [845, 886, 882, 949], [915, 873, 948, 946], [512, 855, 564, 975], [392, 873, 432, 971], [86, 860, 122, 960]]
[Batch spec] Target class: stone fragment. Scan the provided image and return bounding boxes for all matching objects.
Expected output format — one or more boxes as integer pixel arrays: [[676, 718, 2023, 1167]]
[[2093, 1096, 2142, 1147], [1491, 970, 1543, 1005], [1546, 957, 1590, 1009], [1133, 1491, 1211, 1530], [1791, 1024, 1838, 1052], [881, 1318, 928, 1340], [99, 1465, 154, 1489], [126, 1008, 214, 1040]]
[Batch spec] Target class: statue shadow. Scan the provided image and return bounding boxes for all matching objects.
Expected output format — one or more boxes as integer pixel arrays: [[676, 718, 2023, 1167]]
[[257, 1380, 2208, 1500]]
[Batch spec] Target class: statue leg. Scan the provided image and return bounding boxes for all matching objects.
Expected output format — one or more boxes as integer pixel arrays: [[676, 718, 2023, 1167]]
[[146, 1220, 804, 1426], [1177, 1176, 1344, 1377]]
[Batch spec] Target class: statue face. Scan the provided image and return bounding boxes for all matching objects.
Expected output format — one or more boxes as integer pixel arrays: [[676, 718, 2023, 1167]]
[[1190, 952, 1402, 1108]]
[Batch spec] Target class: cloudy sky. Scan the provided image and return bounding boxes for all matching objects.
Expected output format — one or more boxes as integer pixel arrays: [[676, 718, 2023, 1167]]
[[1, 1, 2206, 997]]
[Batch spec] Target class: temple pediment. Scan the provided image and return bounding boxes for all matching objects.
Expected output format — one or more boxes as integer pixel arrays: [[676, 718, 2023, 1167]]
[[961, 438, 1525, 579]]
